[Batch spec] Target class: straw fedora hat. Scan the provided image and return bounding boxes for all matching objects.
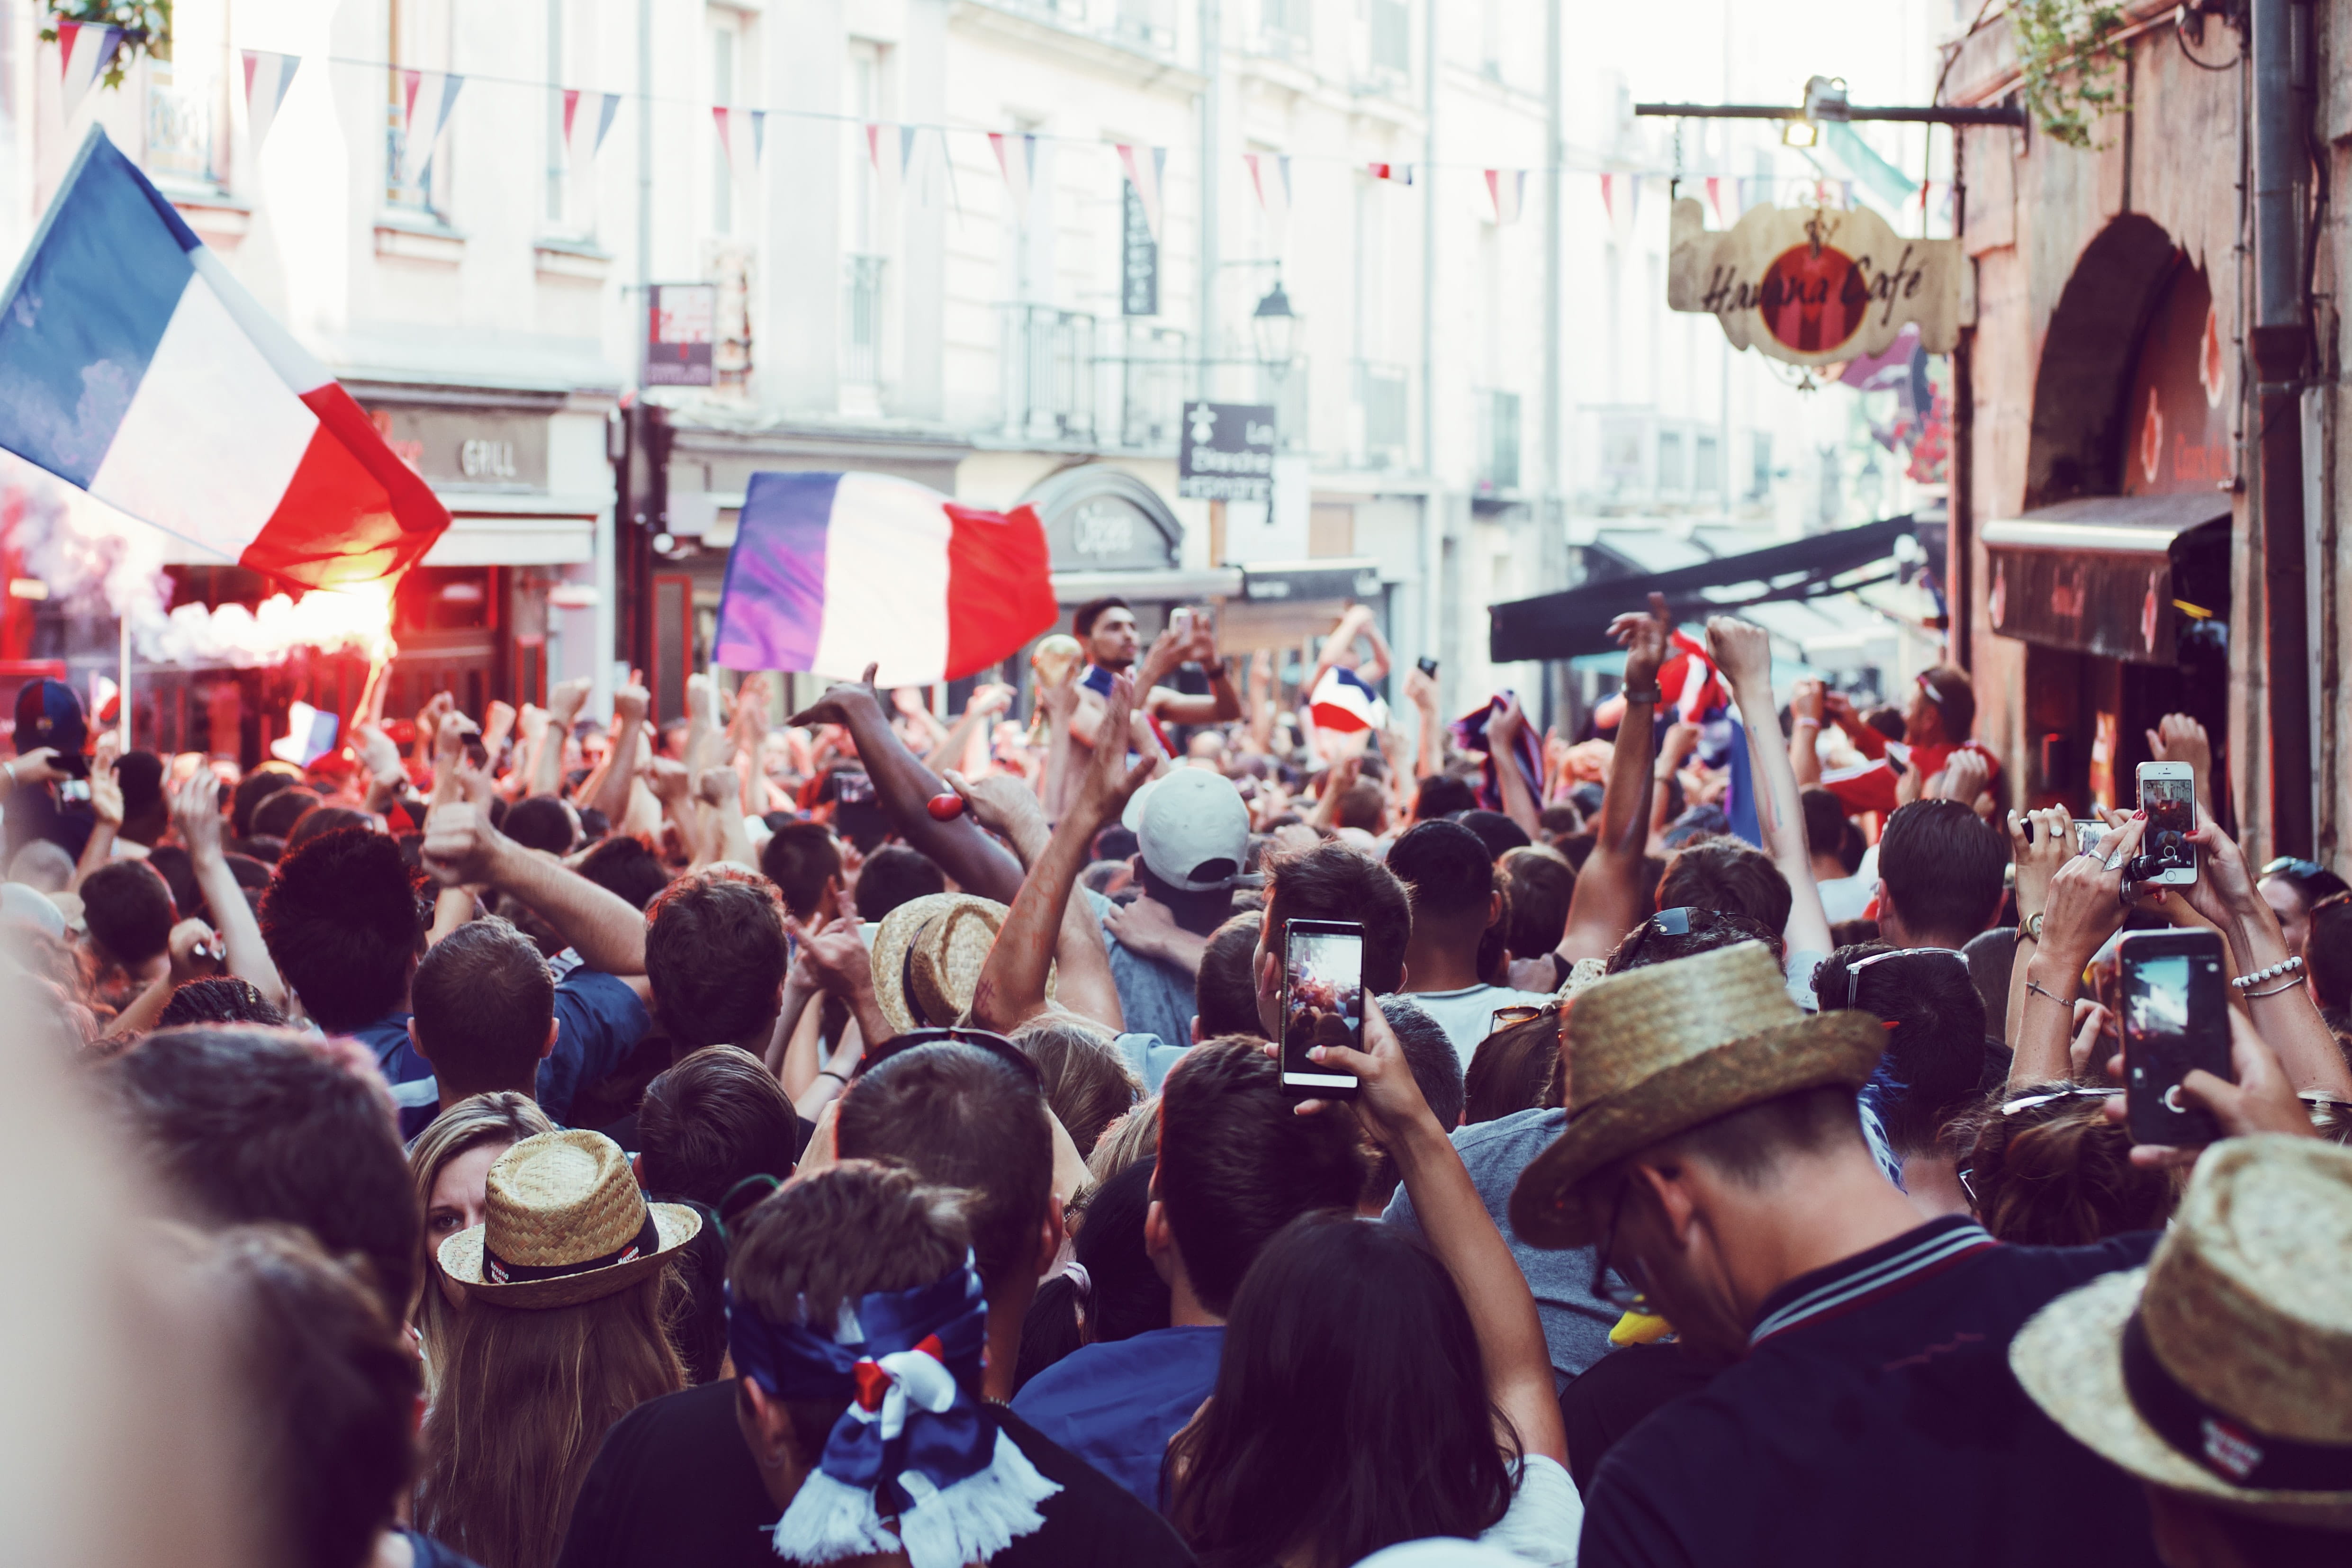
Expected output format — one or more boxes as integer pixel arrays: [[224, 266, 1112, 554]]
[[438, 1130, 700, 1310], [2010, 1135, 2352, 1530], [1508, 941, 1886, 1251], [871, 892, 1026, 1036]]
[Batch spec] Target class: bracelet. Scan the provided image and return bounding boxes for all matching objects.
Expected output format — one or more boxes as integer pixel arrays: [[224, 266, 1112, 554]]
[[2244, 977, 2307, 1000], [2230, 954, 2303, 990], [2025, 978, 2073, 1009], [1621, 685, 1663, 705], [817, 1067, 848, 1084], [1792, 717, 1821, 729]]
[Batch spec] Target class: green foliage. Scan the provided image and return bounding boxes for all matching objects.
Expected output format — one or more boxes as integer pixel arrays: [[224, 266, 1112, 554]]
[[2010, 0, 2130, 150], [37, 2, 171, 92]]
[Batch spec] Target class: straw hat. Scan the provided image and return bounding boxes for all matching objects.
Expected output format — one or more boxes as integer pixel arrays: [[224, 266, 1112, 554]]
[[871, 892, 1020, 1036], [1508, 941, 1887, 1250], [2010, 1135, 2352, 1530], [437, 1130, 700, 1309]]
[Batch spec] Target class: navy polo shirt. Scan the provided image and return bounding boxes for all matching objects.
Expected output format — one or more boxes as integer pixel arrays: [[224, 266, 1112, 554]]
[[1579, 1216, 2161, 1568]]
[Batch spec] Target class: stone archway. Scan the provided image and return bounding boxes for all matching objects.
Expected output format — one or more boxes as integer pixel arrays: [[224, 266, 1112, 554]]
[[2023, 214, 2183, 506]]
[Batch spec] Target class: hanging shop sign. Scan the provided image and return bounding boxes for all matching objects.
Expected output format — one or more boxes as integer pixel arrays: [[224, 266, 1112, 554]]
[[645, 283, 718, 387], [1178, 401, 1277, 502], [1666, 197, 1972, 366]]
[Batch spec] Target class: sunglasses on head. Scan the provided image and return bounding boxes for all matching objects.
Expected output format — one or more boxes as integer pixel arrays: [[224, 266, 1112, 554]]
[[851, 1026, 1045, 1090], [1488, 1003, 1558, 1035], [1837, 946, 1967, 1013], [1616, 906, 1707, 969], [2262, 856, 2328, 880]]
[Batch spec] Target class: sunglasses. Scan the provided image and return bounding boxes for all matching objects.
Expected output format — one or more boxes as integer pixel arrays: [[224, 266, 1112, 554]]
[[1615, 906, 1706, 970], [1488, 1003, 1558, 1035], [1956, 1087, 2123, 1206], [2262, 856, 2328, 880], [1587, 1179, 1654, 1313], [851, 1026, 1045, 1090], [1837, 946, 1967, 1013]]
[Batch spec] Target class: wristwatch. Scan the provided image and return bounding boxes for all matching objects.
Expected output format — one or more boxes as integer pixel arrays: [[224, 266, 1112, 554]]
[[2020, 911, 2045, 943], [1622, 684, 1663, 705]]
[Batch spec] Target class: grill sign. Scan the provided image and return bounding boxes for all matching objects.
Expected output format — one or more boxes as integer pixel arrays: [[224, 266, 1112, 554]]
[[1667, 198, 1971, 366]]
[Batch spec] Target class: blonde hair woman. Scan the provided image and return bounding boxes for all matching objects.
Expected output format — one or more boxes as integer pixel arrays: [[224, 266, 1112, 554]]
[[407, 1093, 554, 1393], [416, 1130, 695, 1568]]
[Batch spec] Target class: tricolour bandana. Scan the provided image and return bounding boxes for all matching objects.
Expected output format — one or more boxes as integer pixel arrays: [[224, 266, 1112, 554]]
[[727, 1254, 1060, 1568]]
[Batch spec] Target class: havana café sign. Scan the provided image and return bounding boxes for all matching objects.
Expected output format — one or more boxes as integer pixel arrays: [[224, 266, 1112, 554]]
[[1667, 196, 1973, 364]]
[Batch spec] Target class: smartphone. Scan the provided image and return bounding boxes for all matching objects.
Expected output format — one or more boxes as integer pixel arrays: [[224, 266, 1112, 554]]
[[2136, 761, 2198, 885], [2074, 820, 2108, 860], [2120, 928, 2233, 1146], [1417, 656, 1440, 678], [1171, 607, 1194, 640], [56, 776, 92, 804], [1280, 918, 1364, 1100]]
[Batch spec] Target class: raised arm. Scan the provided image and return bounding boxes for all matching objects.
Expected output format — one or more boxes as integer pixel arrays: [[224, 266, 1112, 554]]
[[968, 676, 1154, 1034], [169, 772, 287, 1009], [1404, 663, 1442, 786], [1290, 998, 1567, 1467], [790, 664, 1026, 903], [1558, 594, 1671, 961], [2011, 818, 2144, 1089], [587, 680, 649, 834], [531, 678, 591, 799], [71, 733, 123, 892], [1788, 677, 1826, 787], [946, 766, 1126, 1029], [419, 802, 649, 982], [1485, 695, 1543, 841], [2005, 808, 2075, 1051], [1145, 616, 1244, 727], [1707, 617, 1832, 960]]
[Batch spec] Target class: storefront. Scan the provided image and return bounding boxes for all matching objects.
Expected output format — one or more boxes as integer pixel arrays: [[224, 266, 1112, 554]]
[[1980, 252, 2235, 820]]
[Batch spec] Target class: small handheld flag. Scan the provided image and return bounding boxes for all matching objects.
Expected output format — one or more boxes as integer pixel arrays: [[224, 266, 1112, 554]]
[[713, 472, 1056, 687]]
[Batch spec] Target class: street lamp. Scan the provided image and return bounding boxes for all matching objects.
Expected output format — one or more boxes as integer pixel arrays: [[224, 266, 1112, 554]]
[[1252, 279, 1298, 377]]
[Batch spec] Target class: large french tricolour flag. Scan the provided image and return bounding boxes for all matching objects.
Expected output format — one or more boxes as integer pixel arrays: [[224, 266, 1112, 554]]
[[712, 471, 1057, 686], [0, 128, 449, 588]]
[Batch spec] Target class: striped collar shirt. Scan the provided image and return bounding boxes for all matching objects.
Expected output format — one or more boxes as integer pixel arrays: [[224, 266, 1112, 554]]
[[1748, 1216, 2000, 1347]]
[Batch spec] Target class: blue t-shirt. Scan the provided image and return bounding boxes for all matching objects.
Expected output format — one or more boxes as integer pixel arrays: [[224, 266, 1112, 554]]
[[1082, 889, 1201, 1047], [355, 967, 651, 1141], [1010, 1323, 1225, 1512]]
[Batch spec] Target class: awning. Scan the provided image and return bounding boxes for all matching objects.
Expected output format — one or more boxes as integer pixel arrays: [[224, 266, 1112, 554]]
[[1050, 567, 1243, 604], [1983, 494, 2230, 664], [1488, 515, 1917, 663]]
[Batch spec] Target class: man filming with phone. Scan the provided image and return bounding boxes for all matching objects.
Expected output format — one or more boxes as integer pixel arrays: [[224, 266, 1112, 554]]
[[1063, 596, 1241, 756], [4, 676, 97, 865]]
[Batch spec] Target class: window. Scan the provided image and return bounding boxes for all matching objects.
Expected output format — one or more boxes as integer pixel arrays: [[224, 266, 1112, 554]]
[[1694, 432, 1721, 495], [1750, 432, 1774, 499], [1657, 429, 1685, 493], [841, 39, 889, 404], [1477, 390, 1521, 491], [1367, 0, 1409, 73], [712, 26, 735, 234], [1262, 0, 1310, 51]]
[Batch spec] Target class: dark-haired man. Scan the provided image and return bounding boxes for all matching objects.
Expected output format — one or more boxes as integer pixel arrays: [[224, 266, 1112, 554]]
[[1013, 1036, 1365, 1509], [1385, 819, 1553, 1064], [407, 916, 559, 1120], [1065, 596, 1240, 754], [1817, 666, 2001, 817], [757, 820, 846, 924], [557, 1158, 1193, 1568], [850, 842, 944, 921], [108, 1024, 423, 1323], [1875, 799, 2010, 952], [1249, 840, 1414, 1042], [1511, 942, 2155, 1568], [1191, 910, 1263, 1040], [79, 858, 177, 990]]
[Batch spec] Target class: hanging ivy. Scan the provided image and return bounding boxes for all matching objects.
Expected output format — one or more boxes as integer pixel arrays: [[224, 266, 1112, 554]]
[[38, 2, 171, 92], [2010, 0, 2130, 150]]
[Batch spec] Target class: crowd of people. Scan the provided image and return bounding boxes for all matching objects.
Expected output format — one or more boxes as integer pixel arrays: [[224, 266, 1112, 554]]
[[5, 589, 2351, 1568]]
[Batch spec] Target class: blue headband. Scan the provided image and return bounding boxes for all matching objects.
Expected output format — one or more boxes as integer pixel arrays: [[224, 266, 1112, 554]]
[[726, 1255, 1059, 1568]]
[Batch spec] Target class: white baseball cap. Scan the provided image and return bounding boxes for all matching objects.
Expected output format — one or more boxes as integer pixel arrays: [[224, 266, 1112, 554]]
[[1120, 768, 1250, 892]]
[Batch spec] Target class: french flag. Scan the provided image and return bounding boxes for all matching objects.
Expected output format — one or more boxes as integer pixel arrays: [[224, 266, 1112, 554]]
[[0, 129, 449, 589], [1309, 666, 1388, 735], [712, 471, 1057, 686]]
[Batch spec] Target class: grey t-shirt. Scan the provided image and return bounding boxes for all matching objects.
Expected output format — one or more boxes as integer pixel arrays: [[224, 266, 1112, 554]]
[[1382, 1106, 1617, 1389]]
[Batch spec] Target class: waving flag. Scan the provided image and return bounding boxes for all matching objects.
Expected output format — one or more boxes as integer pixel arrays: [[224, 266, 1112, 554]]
[[0, 129, 450, 589], [239, 50, 302, 148], [55, 23, 120, 120], [1308, 667, 1388, 735], [713, 472, 1055, 686]]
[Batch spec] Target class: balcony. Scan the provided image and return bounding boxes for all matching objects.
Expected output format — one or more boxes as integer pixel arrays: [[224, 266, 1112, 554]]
[[1000, 307, 1193, 451], [966, 0, 1182, 62]]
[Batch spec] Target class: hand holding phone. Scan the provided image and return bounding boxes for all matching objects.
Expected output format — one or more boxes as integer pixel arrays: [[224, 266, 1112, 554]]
[[2136, 761, 2198, 886], [2120, 928, 2233, 1146], [1280, 919, 1365, 1100]]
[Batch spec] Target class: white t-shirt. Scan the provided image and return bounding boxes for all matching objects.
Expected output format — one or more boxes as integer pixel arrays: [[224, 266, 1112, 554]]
[[1352, 1453, 1585, 1568], [1397, 983, 1559, 1069]]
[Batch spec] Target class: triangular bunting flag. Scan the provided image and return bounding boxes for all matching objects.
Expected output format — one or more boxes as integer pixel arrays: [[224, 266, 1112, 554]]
[[1703, 175, 1722, 221], [1368, 161, 1412, 184], [1484, 169, 1524, 224], [1598, 172, 1616, 223], [56, 23, 122, 120], [1116, 144, 1167, 245], [239, 49, 301, 149], [397, 70, 464, 189], [866, 122, 884, 172], [988, 131, 1036, 222], [1244, 152, 1292, 255], [899, 124, 919, 175], [562, 86, 581, 144]]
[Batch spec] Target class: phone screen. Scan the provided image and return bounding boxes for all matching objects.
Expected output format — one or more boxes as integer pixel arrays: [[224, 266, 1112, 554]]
[[2122, 936, 2231, 1146], [2142, 773, 2195, 871], [1282, 921, 1363, 1097]]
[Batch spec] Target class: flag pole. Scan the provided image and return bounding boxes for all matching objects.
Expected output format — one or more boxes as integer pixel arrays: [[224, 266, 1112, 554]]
[[117, 613, 131, 753]]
